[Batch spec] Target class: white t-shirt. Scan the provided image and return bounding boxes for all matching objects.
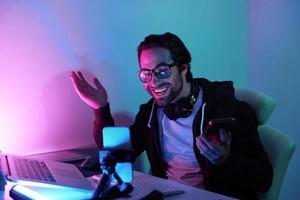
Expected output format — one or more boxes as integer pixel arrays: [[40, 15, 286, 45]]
[[159, 88, 204, 188]]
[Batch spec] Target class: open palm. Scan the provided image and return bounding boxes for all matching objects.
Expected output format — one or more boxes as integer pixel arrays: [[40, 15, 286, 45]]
[[70, 71, 107, 109]]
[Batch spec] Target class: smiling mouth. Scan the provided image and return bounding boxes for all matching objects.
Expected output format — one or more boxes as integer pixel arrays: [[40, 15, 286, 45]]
[[152, 86, 169, 96]]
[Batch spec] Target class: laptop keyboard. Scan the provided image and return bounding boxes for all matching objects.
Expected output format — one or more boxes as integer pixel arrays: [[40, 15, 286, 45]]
[[13, 158, 56, 183]]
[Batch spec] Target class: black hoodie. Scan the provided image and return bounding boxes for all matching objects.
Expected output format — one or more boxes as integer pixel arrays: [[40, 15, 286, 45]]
[[93, 78, 273, 200]]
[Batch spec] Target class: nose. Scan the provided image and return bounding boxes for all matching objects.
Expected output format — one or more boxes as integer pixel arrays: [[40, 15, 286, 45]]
[[149, 73, 161, 85]]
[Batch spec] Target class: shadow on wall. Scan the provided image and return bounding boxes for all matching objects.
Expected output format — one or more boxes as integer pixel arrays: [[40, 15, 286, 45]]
[[41, 70, 148, 171], [113, 113, 133, 127], [40, 70, 95, 152]]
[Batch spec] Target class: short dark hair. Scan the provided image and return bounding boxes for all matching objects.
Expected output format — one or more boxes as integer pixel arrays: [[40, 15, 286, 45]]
[[137, 32, 193, 82]]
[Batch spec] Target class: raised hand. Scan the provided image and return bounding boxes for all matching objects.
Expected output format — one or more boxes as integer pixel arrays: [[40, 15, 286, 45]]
[[196, 129, 231, 165], [70, 71, 108, 109]]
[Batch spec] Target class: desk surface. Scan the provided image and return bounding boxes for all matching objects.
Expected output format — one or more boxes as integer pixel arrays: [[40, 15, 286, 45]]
[[128, 171, 236, 200], [0, 147, 236, 200], [1, 171, 235, 200]]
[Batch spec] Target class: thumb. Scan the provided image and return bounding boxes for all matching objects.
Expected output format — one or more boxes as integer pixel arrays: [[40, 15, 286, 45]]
[[220, 128, 230, 145]]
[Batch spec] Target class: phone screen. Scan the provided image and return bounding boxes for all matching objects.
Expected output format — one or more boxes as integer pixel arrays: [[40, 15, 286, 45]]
[[203, 117, 235, 145], [204, 117, 236, 135], [100, 127, 133, 183]]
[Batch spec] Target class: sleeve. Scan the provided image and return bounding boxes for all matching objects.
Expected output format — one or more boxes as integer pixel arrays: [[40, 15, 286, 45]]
[[129, 104, 149, 158], [93, 103, 115, 148], [219, 101, 273, 193]]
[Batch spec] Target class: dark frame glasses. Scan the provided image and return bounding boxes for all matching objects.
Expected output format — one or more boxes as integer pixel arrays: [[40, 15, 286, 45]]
[[137, 62, 177, 83]]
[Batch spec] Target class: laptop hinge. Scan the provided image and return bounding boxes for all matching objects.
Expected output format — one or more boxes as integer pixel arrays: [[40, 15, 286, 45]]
[[4, 155, 12, 176]]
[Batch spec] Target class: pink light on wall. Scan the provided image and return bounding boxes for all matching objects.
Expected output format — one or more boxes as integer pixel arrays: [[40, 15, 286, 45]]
[[0, 1, 94, 154]]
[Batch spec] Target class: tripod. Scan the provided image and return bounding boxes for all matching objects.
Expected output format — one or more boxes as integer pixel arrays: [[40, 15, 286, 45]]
[[91, 151, 134, 200]]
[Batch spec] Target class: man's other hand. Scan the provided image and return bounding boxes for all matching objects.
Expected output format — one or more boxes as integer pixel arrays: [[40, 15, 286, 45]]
[[196, 129, 231, 165], [70, 71, 108, 109]]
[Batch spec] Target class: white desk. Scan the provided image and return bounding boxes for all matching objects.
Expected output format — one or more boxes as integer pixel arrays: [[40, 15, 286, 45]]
[[0, 147, 236, 200], [128, 171, 236, 200], [1, 171, 236, 200]]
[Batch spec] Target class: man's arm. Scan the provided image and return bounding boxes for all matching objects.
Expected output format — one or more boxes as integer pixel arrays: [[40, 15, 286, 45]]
[[129, 103, 151, 157], [70, 71, 111, 148], [221, 101, 273, 192], [196, 99, 273, 197], [70, 71, 150, 156], [93, 104, 115, 148]]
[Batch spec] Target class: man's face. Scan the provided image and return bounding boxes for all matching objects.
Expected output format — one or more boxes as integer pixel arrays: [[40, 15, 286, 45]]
[[139, 47, 186, 106]]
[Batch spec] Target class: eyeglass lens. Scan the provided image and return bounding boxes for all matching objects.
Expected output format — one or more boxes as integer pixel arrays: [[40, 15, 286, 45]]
[[139, 65, 171, 83]]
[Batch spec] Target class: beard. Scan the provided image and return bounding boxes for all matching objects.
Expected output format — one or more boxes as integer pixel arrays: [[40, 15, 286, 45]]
[[153, 88, 177, 106], [148, 78, 183, 107]]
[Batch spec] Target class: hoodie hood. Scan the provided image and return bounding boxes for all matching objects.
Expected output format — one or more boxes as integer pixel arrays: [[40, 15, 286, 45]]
[[196, 78, 235, 105]]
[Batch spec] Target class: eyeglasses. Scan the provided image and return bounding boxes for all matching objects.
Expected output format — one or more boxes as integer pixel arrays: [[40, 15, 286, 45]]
[[137, 62, 177, 83]]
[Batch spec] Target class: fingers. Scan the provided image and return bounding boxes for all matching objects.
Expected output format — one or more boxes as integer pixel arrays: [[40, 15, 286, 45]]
[[77, 71, 91, 88], [70, 71, 82, 90], [70, 71, 79, 82], [93, 78, 104, 90], [220, 129, 231, 146], [196, 133, 231, 165], [70, 71, 98, 90], [70, 71, 84, 85], [199, 136, 224, 156], [196, 136, 223, 164], [77, 71, 86, 82]]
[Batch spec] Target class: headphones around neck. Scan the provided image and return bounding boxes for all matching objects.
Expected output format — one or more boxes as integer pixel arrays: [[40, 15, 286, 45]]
[[163, 80, 199, 120]]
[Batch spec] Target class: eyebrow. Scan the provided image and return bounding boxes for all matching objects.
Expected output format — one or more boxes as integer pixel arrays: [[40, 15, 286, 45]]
[[155, 62, 169, 67], [140, 62, 174, 71], [145, 62, 171, 70]]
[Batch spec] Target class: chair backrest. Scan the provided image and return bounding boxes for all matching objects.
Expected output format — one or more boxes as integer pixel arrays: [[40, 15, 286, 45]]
[[235, 88, 277, 125], [235, 88, 296, 200], [257, 126, 296, 200]]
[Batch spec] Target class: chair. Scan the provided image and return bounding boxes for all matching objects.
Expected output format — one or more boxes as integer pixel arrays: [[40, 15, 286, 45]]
[[235, 88, 296, 200], [235, 88, 277, 126], [257, 126, 296, 200]]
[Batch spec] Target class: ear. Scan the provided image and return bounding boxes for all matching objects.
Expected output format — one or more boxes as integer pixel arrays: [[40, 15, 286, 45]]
[[180, 64, 189, 76]]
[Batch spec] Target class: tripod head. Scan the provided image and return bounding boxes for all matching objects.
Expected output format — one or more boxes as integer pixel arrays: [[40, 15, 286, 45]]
[[91, 148, 134, 200]]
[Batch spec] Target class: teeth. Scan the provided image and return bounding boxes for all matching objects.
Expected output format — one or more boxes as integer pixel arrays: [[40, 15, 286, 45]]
[[154, 87, 168, 93], [155, 88, 167, 93]]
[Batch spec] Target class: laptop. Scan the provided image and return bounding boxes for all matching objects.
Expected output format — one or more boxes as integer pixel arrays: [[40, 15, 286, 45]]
[[0, 152, 93, 190]]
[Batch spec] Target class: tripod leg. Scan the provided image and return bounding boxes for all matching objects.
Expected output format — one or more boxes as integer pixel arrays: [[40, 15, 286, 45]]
[[99, 182, 134, 199], [91, 173, 111, 200], [113, 172, 123, 184]]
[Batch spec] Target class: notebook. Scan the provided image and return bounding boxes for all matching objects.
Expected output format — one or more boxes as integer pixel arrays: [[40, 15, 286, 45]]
[[0, 152, 93, 190]]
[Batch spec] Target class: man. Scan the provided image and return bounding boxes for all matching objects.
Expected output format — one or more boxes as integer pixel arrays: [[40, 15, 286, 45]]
[[70, 32, 273, 199]]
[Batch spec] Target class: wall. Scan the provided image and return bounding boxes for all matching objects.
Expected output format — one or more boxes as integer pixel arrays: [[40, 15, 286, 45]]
[[249, 0, 300, 199], [1, 0, 298, 198], [0, 0, 248, 155]]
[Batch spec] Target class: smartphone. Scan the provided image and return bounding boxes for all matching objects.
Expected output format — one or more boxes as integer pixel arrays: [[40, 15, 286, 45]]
[[99, 127, 133, 183], [204, 117, 236, 134], [203, 117, 235, 145]]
